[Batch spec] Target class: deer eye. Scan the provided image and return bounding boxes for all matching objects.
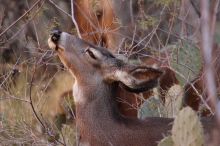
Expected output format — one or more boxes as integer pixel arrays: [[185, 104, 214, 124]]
[[84, 47, 103, 61], [85, 48, 97, 60]]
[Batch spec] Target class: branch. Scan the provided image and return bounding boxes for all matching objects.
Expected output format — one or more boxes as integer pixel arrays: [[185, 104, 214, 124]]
[[3, 0, 45, 45], [71, 0, 82, 38], [48, 0, 82, 38], [200, 0, 216, 111], [29, 62, 66, 146], [0, 96, 30, 103], [0, 0, 43, 37], [168, 67, 214, 114], [48, 0, 72, 18], [201, 0, 220, 137], [190, 0, 201, 17], [26, 0, 41, 48], [210, 0, 220, 37], [48, 0, 98, 35], [29, 64, 46, 129]]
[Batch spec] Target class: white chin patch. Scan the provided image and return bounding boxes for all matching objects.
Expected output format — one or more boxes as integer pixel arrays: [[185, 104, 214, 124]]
[[48, 38, 56, 50], [72, 81, 85, 103]]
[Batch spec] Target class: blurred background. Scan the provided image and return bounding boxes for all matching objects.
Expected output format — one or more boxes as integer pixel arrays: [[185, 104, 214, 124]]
[[0, 0, 220, 145]]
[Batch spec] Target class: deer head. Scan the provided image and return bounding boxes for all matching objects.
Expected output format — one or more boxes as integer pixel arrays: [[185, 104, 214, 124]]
[[48, 30, 163, 95], [48, 31, 216, 146]]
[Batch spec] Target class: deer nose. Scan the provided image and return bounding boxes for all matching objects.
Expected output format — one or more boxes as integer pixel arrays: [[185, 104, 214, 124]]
[[50, 30, 62, 43]]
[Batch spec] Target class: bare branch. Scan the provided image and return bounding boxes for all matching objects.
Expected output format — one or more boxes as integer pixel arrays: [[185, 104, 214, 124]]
[[0, 0, 44, 37], [210, 0, 220, 37], [28, 62, 66, 146], [71, 0, 82, 38], [190, 0, 201, 17], [200, 0, 217, 110], [201, 0, 220, 138], [26, 0, 41, 48], [3, 0, 45, 45], [48, 0, 72, 18], [0, 96, 30, 103], [168, 67, 214, 114], [29, 64, 45, 130]]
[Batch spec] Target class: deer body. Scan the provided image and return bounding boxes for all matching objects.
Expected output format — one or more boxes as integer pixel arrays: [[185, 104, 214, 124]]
[[48, 31, 215, 146], [73, 0, 179, 118], [74, 80, 172, 146]]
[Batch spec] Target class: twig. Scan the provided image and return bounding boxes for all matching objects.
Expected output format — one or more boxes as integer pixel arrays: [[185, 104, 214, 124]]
[[129, 0, 134, 26], [59, 130, 67, 146], [210, 0, 220, 37], [200, 0, 217, 113], [49, 0, 82, 38], [29, 64, 46, 130], [201, 1, 220, 145], [190, 0, 201, 17], [48, 0, 72, 18], [0, 96, 30, 103], [129, 7, 166, 56], [0, 0, 43, 37], [71, 0, 82, 38], [49, 0, 99, 38], [4, 0, 45, 45], [168, 67, 214, 114], [26, 0, 41, 48], [29, 62, 66, 146], [0, 57, 21, 88], [0, 7, 5, 30]]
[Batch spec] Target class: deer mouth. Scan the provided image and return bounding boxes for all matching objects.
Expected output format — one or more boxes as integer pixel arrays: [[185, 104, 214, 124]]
[[48, 30, 62, 51]]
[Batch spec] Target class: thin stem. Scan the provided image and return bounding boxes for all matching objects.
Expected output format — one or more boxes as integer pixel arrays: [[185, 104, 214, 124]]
[[71, 0, 82, 38], [29, 64, 46, 129], [200, 0, 217, 113], [48, 0, 72, 17], [210, 0, 219, 37], [0, 0, 43, 37], [29, 61, 66, 146]]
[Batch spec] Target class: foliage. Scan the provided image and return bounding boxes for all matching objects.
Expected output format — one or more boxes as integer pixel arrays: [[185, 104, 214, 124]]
[[158, 107, 205, 146], [0, 0, 217, 145], [59, 124, 76, 146], [138, 16, 158, 30], [138, 84, 183, 118], [171, 42, 202, 85], [155, 0, 179, 7], [158, 136, 174, 146]]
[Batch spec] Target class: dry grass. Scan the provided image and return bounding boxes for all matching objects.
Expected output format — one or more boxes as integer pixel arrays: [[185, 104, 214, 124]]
[[0, 63, 75, 145]]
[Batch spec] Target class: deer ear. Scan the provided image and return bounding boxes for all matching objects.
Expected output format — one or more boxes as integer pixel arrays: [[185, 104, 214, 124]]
[[110, 66, 163, 93]]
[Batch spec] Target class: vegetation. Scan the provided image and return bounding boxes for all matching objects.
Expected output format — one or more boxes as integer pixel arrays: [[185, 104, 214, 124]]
[[0, 0, 219, 145]]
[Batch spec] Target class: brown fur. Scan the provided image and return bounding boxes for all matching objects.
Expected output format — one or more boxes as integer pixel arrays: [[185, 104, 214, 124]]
[[48, 31, 216, 146], [73, 0, 178, 117]]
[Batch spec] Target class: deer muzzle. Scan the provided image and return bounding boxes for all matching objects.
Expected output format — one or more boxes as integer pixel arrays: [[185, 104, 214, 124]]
[[48, 30, 62, 50]]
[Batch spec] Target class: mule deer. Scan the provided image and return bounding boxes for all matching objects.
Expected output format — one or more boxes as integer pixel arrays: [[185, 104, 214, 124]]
[[72, 0, 179, 118], [48, 30, 215, 146]]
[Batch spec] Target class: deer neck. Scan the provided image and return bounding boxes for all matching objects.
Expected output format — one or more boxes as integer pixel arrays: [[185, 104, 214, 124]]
[[73, 80, 121, 126], [73, 80, 125, 144]]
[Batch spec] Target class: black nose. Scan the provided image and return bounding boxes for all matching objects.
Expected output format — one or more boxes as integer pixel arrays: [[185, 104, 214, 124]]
[[50, 30, 62, 43]]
